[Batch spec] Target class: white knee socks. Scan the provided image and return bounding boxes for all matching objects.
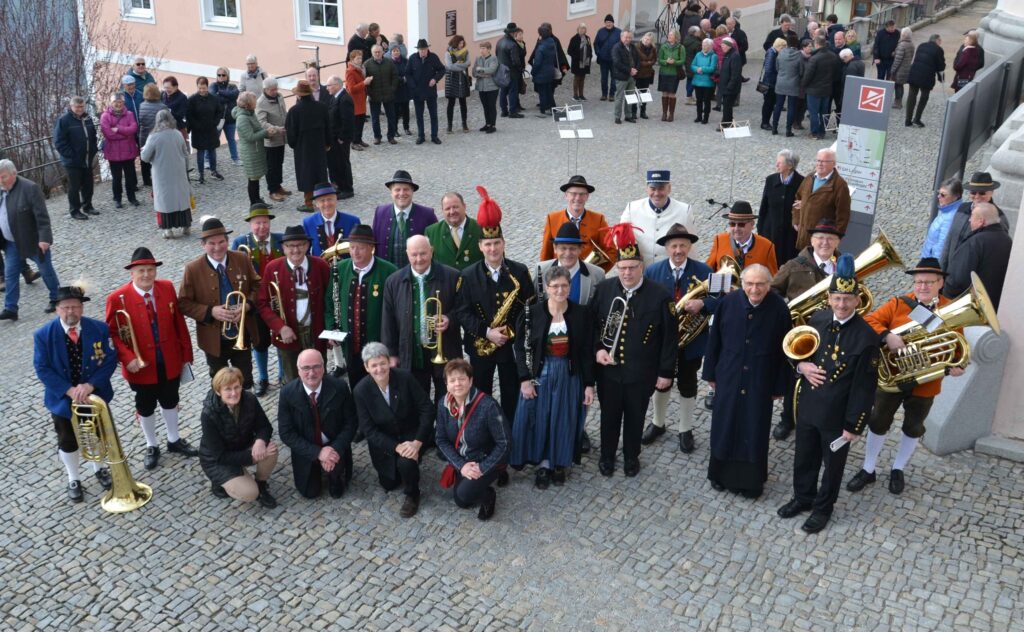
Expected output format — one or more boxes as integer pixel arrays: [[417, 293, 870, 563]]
[[59, 449, 80, 481], [652, 390, 670, 429], [138, 414, 159, 447], [161, 407, 181, 443], [679, 397, 696, 433], [862, 430, 886, 474], [892, 434, 919, 471]]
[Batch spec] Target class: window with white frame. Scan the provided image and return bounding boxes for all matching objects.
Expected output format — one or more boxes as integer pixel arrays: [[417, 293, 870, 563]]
[[201, 0, 241, 33], [121, 0, 155, 23], [294, 0, 343, 43], [475, 0, 507, 37], [568, 0, 596, 15]]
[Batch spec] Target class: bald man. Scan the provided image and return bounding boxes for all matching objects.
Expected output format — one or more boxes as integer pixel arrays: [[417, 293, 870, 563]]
[[381, 235, 462, 402], [943, 202, 1012, 308]]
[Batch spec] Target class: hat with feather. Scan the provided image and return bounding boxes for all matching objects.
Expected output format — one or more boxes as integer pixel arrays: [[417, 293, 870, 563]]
[[828, 253, 858, 295], [603, 223, 644, 262], [476, 185, 504, 240]]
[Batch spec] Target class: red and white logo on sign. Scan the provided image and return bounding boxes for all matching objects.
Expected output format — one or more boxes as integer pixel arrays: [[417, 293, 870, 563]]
[[858, 86, 885, 113]]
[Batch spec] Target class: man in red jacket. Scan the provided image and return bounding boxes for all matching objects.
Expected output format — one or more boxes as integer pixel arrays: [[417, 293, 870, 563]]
[[105, 247, 196, 470], [257, 225, 331, 383]]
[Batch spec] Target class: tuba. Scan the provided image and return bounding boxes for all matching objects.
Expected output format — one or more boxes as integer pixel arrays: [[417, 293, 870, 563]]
[[474, 270, 521, 357], [675, 255, 741, 348], [71, 395, 153, 513], [321, 240, 351, 263], [787, 231, 903, 325], [583, 239, 613, 267], [114, 294, 147, 369], [877, 272, 1000, 393], [222, 290, 248, 351], [424, 290, 447, 365], [599, 296, 630, 365]]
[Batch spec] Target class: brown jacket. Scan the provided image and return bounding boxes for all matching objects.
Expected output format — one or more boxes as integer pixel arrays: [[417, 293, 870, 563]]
[[792, 171, 851, 250], [771, 247, 841, 301], [178, 251, 261, 357]]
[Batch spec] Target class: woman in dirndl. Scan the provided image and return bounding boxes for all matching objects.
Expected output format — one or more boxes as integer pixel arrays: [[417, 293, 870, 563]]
[[511, 265, 595, 489]]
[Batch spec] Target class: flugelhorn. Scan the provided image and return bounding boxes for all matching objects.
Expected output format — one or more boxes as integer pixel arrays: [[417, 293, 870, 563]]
[[423, 290, 447, 365], [600, 296, 629, 365], [322, 240, 351, 263], [223, 290, 249, 351], [71, 395, 153, 513], [675, 255, 741, 348], [583, 239, 612, 267], [115, 294, 146, 369]]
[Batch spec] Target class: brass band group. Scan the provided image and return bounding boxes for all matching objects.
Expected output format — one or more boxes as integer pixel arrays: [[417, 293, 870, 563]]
[[32, 164, 1000, 533]]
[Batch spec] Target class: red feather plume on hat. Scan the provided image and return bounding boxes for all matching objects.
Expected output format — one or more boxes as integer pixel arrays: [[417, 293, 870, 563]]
[[476, 185, 502, 229], [600, 222, 643, 250]]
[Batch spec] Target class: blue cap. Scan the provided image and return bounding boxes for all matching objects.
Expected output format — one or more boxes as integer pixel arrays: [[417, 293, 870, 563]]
[[121, 75, 136, 85], [646, 170, 670, 185]]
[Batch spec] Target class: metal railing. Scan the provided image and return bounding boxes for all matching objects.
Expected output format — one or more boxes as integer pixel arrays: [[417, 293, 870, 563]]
[[0, 136, 68, 193]]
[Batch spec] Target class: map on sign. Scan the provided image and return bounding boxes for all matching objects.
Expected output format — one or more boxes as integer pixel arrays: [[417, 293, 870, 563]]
[[838, 126, 885, 169]]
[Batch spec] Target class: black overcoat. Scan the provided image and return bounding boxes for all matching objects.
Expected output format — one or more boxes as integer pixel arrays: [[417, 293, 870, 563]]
[[355, 368, 435, 478], [757, 171, 805, 266], [381, 263, 463, 369], [285, 94, 330, 191]]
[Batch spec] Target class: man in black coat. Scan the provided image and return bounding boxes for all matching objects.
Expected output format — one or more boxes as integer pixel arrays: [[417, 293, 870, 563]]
[[872, 20, 900, 79], [611, 29, 638, 124], [278, 349, 356, 499], [405, 39, 446, 145], [325, 75, 354, 199], [777, 254, 880, 534], [726, 17, 748, 66], [718, 39, 743, 126], [943, 203, 1012, 309], [940, 172, 1009, 272], [836, 49, 866, 115], [286, 80, 331, 212], [496, 23, 525, 117], [381, 235, 462, 403], [590, 224, 676, 477], [763, 14, 794, 51], [52, 97, 98, 220], [347, 23, 371, 60], [354, 344, 435, 518], [906, 34, 946, 127], [802, 36, 839, 140]]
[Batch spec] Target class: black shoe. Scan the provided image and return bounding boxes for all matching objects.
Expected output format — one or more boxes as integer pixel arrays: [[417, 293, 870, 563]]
[[760, 123, 772, 130], [353, 429, 365, 443], [416, 138, 425, 145], [508, 112, 524, 119], [713, 106, 722, 112], [710, 480, 725, 491], [913, 120, 925, 128], [785, 130, 795, 137], [388, 138, 398, 145], [535, 468, 550, 490], [71, 210, 89, 220], [95, 468, 113, 490], [552, 467, 566, 486], [694, 117, 702, 123], [679, 431, 695, 453], [777, 498, 812, 519], [479, 125, 489, 132], [400, 494, 420, 518], [257, 480, 278, 508], [740, 488, 762, 499], [129, 198, 140, 207], [623, 460, 640, 477], [846, 469, 877, 492], [598, 460, 615, 477], [641, 424, 666, 445], [255, 380, 269, 397], [329, 478, 347, 498], [167, 438, 198, 457], [44, 300, 57, 314], [68, 480, 83, 503], [773, 421, 794, 441], [351, 144, 365, 152], [84, 207, 100, 216], [0, 310, 18, 321], [500, 111, 509, 117], [431, 138, 442, 145], [144, 445, 160, 470], [210, 171, 224, 181], [888, 469, 905, 495], [625, 117, 636, 123], [115, 201, 123, 209], [497, 469, 509, 487], [579, 431, 592, 454], [477, 487, 496, 521], [772, 127, 779, 136], [198, 174, 206, 184], [801, 512, 830, 534], [338, 191, 354, 199], [905, 120, 914, 127], [485, 126, 496, 134], [211, 484, 229, 499], [23, 269, 41, 284]]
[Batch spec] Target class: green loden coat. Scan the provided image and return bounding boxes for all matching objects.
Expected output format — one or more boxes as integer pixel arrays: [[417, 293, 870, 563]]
[[233, 106, 268, 180]]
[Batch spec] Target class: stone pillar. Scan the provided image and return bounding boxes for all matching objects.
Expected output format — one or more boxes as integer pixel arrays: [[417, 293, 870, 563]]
[[979, 0, 1024, 58]]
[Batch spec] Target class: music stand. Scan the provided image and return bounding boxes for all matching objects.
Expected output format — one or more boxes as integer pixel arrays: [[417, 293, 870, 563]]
[[553, 104, 591, 175], [624, 89, 654, 170], [824, 111, 841, 133], [718, 120, 751, 201]]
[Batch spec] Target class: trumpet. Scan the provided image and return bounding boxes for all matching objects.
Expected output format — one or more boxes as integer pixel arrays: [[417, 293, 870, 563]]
[[115, 294, 146, 369], [583, 239, 613, 267], [600, 296, 629, 365], [269, 271, 286, 321], [222, 290, 248, 351], [423, 290, 447, 365], [782, 325, 821, 361]]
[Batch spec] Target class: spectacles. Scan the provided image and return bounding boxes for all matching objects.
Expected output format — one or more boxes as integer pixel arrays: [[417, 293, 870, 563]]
[[913, 280, 940, 287], [298, 364, 324, 372], [968, 191, 986, 196], [815, 159, 835, 164], [547, 283, 571, 291], [135, 62, 146, 66], [217, 74, 227, 77], [727, 222, 749, 227]]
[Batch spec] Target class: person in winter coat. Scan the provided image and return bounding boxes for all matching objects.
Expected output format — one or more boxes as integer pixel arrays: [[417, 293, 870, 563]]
[[100, 93, 139, 208], [611, 29, 638, 123], [390, 45, 412, 134], [137, 83, 168, 187], [233, 92, 269, 205], [682, 26, 703, 103], [758, 149, 804, 266], [532, 26, 558, 115], [160, 76, 188, 135], [718, 38, 743, 126], [52, 96, 98, 220], [677, 2, 704, 42], [473, 41, 500, 133], [691, 38, 718, 124], [567, 24, 593, 101], [345, 50, 371, 148], [943, 203, 1011, 309], [844, 30, 863, 59], [952, 32, 981, 92], [140, 110, 192, 238], [835, 48, 866, 116], [238, 55, 268, 95], [444, 35, 473, 132], [496, 24, 525, 117], [905, 34, 945, 127], [634, 32, 658, 120], [285, 80, 331, 212], [186, 76, 225, 184], [872, 20, 900, 79], [889, 28, 915, 109], [773, 34, 803, 136], [801, 35, 838, 140], [658, 29, 685, 121], [760, 38, 785, 131], [128, 56, 157, 90], [365, 45, 400, 144], [406, 39, 447, 144], [255, 77, 290, 201], [594, 15, 623, 100], [210, 67, 240, 164], [119, 75, 144, 141]]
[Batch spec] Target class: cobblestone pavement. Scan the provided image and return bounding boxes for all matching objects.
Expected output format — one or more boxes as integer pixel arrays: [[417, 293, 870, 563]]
[[4, 9, 1022, 629]]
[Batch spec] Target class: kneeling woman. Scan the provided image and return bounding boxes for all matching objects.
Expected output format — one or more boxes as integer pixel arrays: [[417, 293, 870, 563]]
[[511, 265, 594, 488], [436, 359, 509, 520], [200, 367, 279, 507]]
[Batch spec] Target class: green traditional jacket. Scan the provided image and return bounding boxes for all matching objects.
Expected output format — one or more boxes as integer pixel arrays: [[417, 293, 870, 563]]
[[325, 256, 398, 354], [425, 217, 483, 271]]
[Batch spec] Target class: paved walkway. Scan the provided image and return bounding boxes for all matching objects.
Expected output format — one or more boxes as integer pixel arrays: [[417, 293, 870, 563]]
[[3, 4, 1021, 628]]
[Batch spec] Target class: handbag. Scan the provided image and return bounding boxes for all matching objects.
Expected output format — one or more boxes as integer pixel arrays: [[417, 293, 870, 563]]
[[756, 81, 770, 94], [439, 392, 486, 488], [494, 63, 511, 89], [954, 77, 970, 90]]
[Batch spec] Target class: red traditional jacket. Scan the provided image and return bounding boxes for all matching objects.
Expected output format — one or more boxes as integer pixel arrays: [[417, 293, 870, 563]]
[[256, 256, 331, 352], [105, 279, 194, 384]]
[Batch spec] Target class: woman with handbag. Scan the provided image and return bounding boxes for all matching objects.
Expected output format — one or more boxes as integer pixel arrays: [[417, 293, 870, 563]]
[[444, 35, 472, 132], [567, 23, 593, 101], [952, 32, 981, 93], [436, 359, 509, 521]]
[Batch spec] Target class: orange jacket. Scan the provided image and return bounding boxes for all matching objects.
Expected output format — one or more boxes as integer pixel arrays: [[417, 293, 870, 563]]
[[864, 293, 957, 397], [539, 209, 614, 271], [706, 233, 779, 274], [345, 66, 368, 116]]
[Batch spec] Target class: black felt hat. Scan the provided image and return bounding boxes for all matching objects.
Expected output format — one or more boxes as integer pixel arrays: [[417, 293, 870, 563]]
[[280, 225, 312, 243], [124, 246, 163, 269]]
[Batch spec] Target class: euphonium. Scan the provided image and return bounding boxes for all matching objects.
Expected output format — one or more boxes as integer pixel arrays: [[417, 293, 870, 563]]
[[782, 325, 821, 361], [424, 290, 447, 365], [583, 239, 613, 267], [222, 290, 248, 351], [877, 272, 1000, 393], [600, 296, 629, 365], [321, 240, 351, 263], [675, 255, 741, 348], [788, 231, 903, 325], [474, 271, 521, 357], [115, 294, 147, 369], [71, 395, 153, 513]]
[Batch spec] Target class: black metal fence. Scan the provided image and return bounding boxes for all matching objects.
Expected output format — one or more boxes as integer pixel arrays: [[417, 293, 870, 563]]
[[0, 136, 66, 194]]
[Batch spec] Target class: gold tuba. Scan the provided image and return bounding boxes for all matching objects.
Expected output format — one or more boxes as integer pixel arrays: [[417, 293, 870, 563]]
[[114, 294, 147, 369], [424, 291, 447, 365], [599, 296, 630, 364], [675, 255, 741, 348], [71, 395, 153, 513], [321, 240, 351, 263], [877, 272, 1000, 393], [782, 325, 821, 361], [787, 231, 903, 325], [223, 290, 248, 351], [583, 239, 613, 267], [474, 271, 521, 357]]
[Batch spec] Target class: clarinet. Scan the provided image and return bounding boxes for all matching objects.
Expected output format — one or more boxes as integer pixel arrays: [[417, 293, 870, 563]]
[[524, 301, 538, 385]]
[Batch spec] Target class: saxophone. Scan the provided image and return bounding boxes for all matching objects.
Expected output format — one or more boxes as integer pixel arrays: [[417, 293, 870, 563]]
[[474, 269, 521, 357]]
